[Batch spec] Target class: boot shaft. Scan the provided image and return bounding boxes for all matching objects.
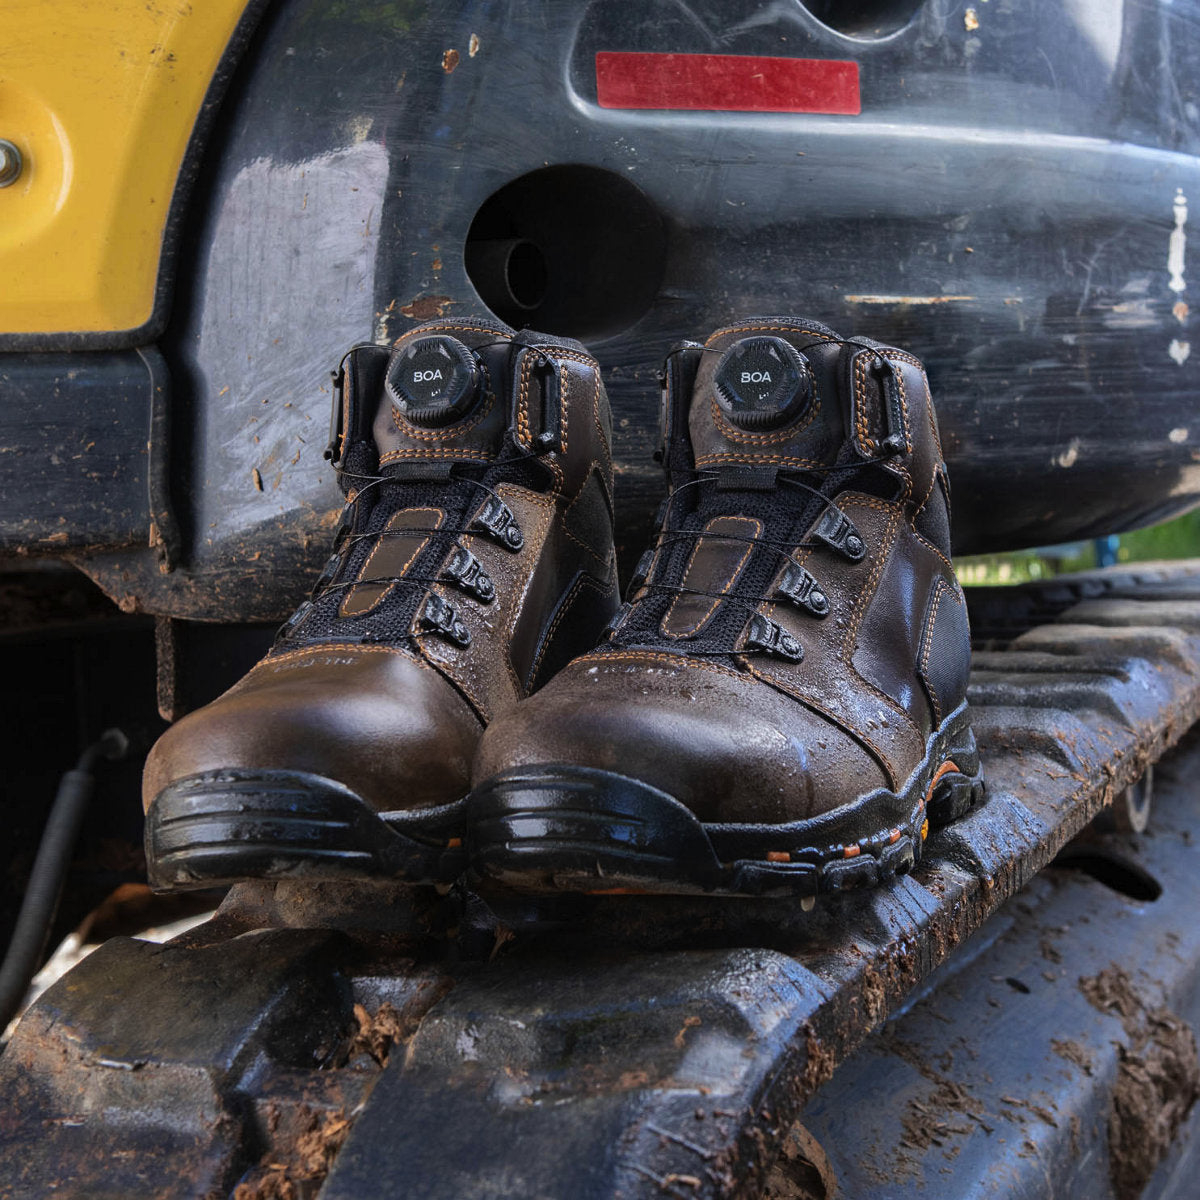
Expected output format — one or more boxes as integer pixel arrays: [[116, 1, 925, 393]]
[[286, 319, 620, 715], [659, 318, 951, 558]]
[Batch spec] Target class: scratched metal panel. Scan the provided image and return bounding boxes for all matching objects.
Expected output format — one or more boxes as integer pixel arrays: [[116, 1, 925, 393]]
[[0, 352, 151, 551], [31, 0, 1200, 617]]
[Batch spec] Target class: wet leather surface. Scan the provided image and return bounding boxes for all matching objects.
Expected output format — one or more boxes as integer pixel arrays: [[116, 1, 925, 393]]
[[477, 317, 972, 821]]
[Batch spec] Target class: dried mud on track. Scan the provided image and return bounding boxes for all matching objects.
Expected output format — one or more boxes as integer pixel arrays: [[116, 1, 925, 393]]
[[1080, 964, 1200, 1200]]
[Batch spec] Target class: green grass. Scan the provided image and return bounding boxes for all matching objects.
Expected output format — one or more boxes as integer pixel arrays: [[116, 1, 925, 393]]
[[956, 509, 1200, 587]]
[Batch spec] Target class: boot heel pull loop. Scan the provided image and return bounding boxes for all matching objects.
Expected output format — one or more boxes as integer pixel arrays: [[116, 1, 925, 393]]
[[325, 362, 346, 465], [872, 358, 909, 458], [534, 355, 562, 452]]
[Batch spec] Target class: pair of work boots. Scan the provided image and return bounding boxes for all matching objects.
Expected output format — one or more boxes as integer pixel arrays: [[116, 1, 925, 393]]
[[143, 316, 983, 899]]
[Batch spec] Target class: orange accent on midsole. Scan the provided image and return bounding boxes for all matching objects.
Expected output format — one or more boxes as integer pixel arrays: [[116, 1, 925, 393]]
[[920, 818, 930, 841], [445, 837, 462, 848], [843, 844, 861, 859], [766, 850, 791, 863], [888, 828, 902, 844], [923, 759, 961, 805]]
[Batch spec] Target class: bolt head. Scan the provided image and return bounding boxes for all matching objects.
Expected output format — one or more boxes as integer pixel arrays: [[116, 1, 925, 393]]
[[0, 140, 23, 188]]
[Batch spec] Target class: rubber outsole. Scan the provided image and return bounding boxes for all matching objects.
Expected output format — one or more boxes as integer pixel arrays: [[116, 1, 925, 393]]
[[467, 703, 985, 898], [145, 769, 467, 891]]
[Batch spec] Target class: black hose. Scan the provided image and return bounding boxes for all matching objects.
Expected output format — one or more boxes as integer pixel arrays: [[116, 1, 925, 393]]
[[0, 729, 128, 1033]]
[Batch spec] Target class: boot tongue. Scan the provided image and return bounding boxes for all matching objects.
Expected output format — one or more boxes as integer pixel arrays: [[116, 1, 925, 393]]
[[689, 321, 850, 475]]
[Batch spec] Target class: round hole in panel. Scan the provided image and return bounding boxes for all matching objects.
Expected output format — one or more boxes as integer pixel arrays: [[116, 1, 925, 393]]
[[464, 165, 666, 341], [800, 0, 926, 39]]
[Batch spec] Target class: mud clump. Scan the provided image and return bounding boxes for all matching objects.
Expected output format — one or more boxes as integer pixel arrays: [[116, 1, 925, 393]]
[[800, 1025, 837, 1095], [1051, 1038, 1094, 1076], [346, 1001, 409, 1067], [1079, 964, 1200, 1200], [233, 1110, 352, 1200], [762, 1124, 837, 1200], [899, 1076, 981, 1154]]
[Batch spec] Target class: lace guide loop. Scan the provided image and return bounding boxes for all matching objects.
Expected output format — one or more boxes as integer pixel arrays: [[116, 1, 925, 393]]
[[745, 614, 804, 662], [473, 496, 525, 550], [815, 506, 866, 561], [777, 563, 830, 617], [418, 594, 472, 648], [442, 546, 495, 602]]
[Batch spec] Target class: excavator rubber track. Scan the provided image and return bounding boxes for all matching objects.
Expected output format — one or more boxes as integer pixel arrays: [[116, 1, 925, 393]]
[[4, 562, 1200, 1199]]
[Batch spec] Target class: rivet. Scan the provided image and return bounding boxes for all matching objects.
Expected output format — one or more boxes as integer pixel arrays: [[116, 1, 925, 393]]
[[0, 140, 23, 188]]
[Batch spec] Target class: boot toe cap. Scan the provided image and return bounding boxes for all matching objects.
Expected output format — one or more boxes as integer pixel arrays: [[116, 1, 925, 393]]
[[475, 656, 888, 825], [143, 647, 481, 813]]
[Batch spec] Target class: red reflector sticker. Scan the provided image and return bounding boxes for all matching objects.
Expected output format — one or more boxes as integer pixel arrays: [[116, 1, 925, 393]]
[[595, 51, 860, 115]]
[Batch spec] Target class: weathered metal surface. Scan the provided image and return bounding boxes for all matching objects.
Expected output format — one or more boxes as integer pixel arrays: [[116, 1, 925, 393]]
[[3, 0, 1198, 616], [0, 352, 155, 553], [6, 567, 1200, 1196], [799, 731, 1200, 1199]]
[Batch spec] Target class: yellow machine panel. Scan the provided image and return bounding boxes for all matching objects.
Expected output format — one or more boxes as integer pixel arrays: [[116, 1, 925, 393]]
[[1, 1, 249, 335]]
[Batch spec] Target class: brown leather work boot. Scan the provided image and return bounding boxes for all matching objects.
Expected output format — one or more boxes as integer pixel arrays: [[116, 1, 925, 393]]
[[469, 317, 984, 898], [143, 318, 619, 889]]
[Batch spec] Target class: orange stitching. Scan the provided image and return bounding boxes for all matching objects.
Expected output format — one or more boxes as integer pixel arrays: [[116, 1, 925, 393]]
[[890, 360, 914, 501], [912, 527, 955, 576], [695, 452, 827, 469], [560, 462, 615, 567], [562, 523, 615, 566], [400, 322, 512, 340], [878, 349, 924, 368], [852, 353, 877, 456], [853, 351, 926, 487], [592, 365, 611, 459], [743, 660, 899, 786], [919, 580, 945, 678], [264, 643, 421, 667], [661, 516, 762, 638], [528, 574, 610, 686], [756, 494, 896, 626], [839, 510, 923, 738], [515, 349, 599, 449], [500, 487, 555, 696], [918, 579, 952, 723], [379, 447, 494, 463], [708, 363, 821, 445], [559, 359, 570, 459], [418, 635, 491, 719], [840, 493, 903, 514], [704, 323, 836, 346], [516, 353, 533, 448], [536, 352, 606, 464], [340, 364, 353, 450], [390, 359, 495, 442], [340, 507, 443, 618]]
